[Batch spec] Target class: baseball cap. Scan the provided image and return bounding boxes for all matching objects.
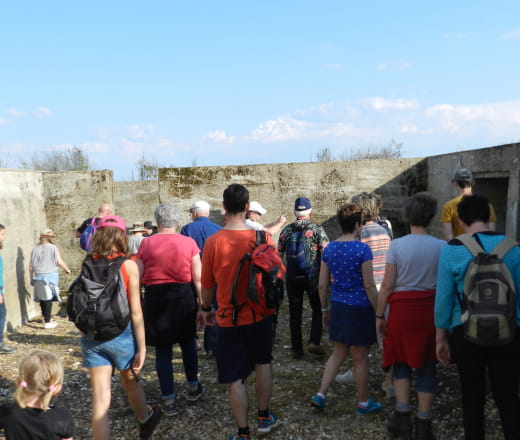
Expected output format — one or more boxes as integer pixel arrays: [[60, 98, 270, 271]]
[[143, 220, 155, 229], [453, 168, 473, 182], [190, 200, 210, 212], [248, 201, 267, 215], [97, 215, 127, 232], [294, 197, 312, 211]]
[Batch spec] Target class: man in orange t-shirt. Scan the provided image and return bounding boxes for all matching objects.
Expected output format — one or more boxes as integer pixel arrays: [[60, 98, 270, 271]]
[[201, 184, 280, 440]]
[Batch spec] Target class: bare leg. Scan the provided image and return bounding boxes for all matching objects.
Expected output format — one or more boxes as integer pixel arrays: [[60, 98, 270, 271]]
[[89, 366, 113, 440], [255, 363, 272, 410], [351, 346, 369, 402], [230, 379, 249, 428], [394, 377, 411, 404], [120, 368, 149, 421], [318, 342, 349, 395], [417, 391, 434, 413]]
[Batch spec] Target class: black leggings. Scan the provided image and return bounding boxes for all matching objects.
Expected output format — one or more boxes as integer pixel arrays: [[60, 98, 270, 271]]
[[40, 300, 53, 323], [451, 326, 520, 440]]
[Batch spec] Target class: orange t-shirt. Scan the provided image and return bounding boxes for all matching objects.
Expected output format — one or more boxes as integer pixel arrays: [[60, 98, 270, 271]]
[[201, 229, 275, 327]]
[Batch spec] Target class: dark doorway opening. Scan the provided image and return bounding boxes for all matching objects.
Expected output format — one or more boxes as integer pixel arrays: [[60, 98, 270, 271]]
[[474, 177, 508, 234]]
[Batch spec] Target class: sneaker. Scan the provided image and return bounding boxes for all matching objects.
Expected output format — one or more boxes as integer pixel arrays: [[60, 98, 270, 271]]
[[257, 412, 281, 435], [308, 343, 326, 356], [229, 435, 250, 440], [335, 370, 355, 385], [382, 381, 396, 398], [356, 399, 382, 414], [139, 404, 161, 440], [161, 401, 177, 417], [0, 343, 16, 354], [44, 322, 57, 329], [311, 394, 327, 410], [185, 382, 204, 401]]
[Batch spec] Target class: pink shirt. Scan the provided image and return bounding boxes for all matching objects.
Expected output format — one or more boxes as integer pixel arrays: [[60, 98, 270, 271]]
[[137, 233, 200, 285]]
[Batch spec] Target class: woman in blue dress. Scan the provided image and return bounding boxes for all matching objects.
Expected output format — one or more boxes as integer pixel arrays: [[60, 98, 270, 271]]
[[311, 203, 382, 414]]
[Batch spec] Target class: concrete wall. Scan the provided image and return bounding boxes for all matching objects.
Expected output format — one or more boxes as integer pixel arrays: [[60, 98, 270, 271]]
[[1, 142, 519, 331], [425, 143, 520, 240]]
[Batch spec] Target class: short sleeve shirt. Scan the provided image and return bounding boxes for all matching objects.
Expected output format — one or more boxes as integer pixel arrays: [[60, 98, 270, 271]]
[[440, 195, 497, 237], [322, 241, 373, 307]]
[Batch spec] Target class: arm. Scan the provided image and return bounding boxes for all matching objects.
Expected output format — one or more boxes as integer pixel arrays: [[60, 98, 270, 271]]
[[442, 223, 453, 241], [124, 259, 146, 371], [191, 254, 202, 305], [318, 261, 330, 328], [361, 259, 378, 309], [375, 263, 397, 338], [262, 215, 287, 236], [55, 247, 71, 274], [201, 286, 215, 326], [435, 327, 451, 366]]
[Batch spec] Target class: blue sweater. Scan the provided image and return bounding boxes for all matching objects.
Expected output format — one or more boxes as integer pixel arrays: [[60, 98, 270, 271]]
[[435, 232, 520, 330]]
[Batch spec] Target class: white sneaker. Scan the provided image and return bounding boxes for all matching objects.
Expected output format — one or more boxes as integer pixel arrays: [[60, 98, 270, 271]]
[[382, 382, 396, 398], [335, 370, 355, 385], [44, 322, 57, 329]]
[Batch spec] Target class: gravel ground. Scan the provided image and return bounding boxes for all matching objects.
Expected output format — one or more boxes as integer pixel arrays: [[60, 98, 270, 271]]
[[0, 303, 505, 439]]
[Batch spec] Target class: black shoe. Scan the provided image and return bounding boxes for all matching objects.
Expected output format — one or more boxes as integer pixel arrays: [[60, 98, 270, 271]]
[[415, 417, 433, 440], [185, 382, 204, 402], [387, 410, 412, 440], [139, 404, 161, 440], [0, 343, 16, 354]]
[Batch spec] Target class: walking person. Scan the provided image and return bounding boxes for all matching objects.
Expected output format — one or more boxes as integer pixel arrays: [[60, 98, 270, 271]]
[[435, 195, 520, 440], [376, 193, 445, 440], [0, 223, 16, 354], [0, 350, 75, 439], [29, 229, 71, 329], [278, 197, 329, 358], [311, 203, 382, 414], [80, 215, 161, 440], [137, 203, 204, 415]]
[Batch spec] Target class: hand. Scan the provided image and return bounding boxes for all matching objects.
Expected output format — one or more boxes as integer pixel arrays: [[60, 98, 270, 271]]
[[133, 348, 146, 372], [436, 341, 451, 367], [202, 310, 216, 327], [65, 269, 71, 275], [376, 317, 387, 339], [196, 310, 206, 331], [0, 295, 3, 304], [278, 215, 287, 224]]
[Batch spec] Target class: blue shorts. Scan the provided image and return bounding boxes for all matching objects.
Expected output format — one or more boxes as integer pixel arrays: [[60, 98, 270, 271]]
[[329, 302, 377, 346], [216, 316, 273, 384], [81, 324, 137, 370]]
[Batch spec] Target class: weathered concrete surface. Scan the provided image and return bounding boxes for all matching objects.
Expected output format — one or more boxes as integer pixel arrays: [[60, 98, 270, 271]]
[[114, 180, 159, 227], [426, 143, 520, 240]]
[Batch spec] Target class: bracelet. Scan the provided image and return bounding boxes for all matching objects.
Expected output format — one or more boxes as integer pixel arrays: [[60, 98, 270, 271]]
[[201, 305, 212, 312], [321, 308, 329, 312], [375, 314, 385, 319]]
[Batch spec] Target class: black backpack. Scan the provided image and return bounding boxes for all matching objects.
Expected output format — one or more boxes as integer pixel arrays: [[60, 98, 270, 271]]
[[457, 234, 518, 346], [67, 255, 130, 341]]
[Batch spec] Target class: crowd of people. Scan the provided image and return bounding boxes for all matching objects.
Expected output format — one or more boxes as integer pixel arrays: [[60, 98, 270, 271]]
[[0, 167, 519, 440]]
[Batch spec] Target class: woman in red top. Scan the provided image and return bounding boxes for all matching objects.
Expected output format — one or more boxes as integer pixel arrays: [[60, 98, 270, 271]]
[[137, 203, 203, 416]]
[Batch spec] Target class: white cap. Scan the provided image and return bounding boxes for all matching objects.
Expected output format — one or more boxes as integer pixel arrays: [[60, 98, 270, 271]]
[[190, 200, 210, 212], [248, 201, 267, 215]]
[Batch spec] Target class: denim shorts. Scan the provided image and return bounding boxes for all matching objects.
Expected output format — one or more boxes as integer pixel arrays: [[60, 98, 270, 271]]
[[81, 323, 136, 370]]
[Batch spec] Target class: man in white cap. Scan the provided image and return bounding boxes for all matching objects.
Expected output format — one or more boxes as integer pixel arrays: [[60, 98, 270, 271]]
[[245, 201, 287, 236]]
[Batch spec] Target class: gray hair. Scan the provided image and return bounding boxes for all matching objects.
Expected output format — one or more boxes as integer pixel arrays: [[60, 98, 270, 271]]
[[154, 203, 182, 229]]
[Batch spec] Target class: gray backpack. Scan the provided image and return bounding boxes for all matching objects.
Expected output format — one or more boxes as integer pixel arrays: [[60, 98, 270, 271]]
[[457, 234, 518, 346]]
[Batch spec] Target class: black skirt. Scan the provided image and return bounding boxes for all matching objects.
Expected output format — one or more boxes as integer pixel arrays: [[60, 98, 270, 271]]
[[143, 282, 197, 346]]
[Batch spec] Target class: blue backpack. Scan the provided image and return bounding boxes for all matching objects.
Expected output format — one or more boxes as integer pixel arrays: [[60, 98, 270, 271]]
[[286, 227, 314, 282], [80, 218, 97, 252]]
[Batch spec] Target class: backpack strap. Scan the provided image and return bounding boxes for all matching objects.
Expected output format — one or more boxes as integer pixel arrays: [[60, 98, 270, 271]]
[[491, 237, 518, 259], [256, 230, 267, 245], [457, 233, 485, 256]]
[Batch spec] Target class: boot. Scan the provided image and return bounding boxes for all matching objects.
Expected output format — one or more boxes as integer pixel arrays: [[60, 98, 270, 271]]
[[387, 410, 412, 440], [415, 417, 433, 440]]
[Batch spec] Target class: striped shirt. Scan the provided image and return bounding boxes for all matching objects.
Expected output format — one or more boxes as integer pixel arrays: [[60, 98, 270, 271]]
[[360, 221, 391, 285]]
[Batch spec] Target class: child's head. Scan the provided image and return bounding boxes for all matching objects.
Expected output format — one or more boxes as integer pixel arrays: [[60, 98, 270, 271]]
[[15, 350, 64, 411]]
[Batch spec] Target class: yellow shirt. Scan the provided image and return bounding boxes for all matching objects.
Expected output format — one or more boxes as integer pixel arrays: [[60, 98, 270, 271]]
[[440, 195, 497, 236]]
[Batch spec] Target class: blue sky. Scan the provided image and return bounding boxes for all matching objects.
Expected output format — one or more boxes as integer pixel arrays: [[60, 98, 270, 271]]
[[1, 1, 519, 180]]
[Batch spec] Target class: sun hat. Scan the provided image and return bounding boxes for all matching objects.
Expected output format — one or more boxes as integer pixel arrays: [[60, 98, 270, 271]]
[[97, 215, 127, 232], [130, 222, 146, 233], [40, 229, 54, 238], [248, 201, 267, 215]]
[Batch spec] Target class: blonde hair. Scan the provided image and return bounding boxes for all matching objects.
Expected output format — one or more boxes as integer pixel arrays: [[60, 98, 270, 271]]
[[14, 350, 64, 411], [351, 192, 380, 221]]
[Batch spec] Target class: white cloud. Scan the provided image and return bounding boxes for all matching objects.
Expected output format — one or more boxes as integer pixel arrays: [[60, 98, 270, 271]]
[[202, 130, 236, 144], [0, 117, 10, 125], [376, 59, 411, 71], [34, 107, 53, 118], [6, 107, 28, 118], [399, 124, 433, 134], [362, 97, 419, 111], [499, 28, 520, 39], [425, 101, 520, 136]]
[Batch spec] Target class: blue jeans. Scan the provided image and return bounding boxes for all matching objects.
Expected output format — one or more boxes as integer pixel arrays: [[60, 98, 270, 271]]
[[0, 298, 6, 343], [393, 360, 437, 393], [155, 337, 199, 400]]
